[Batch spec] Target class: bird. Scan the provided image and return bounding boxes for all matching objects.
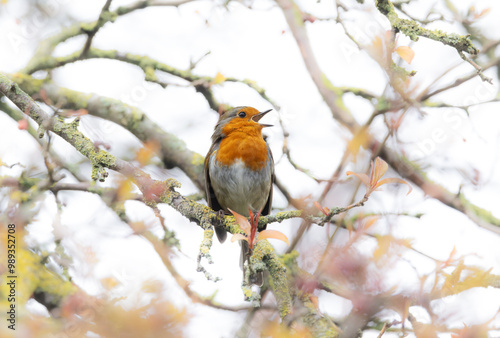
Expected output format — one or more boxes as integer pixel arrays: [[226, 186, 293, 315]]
[[204, 106, 274, 277]]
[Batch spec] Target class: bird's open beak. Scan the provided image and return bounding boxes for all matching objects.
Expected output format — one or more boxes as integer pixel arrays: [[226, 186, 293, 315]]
[[252, 109, 273, 127]]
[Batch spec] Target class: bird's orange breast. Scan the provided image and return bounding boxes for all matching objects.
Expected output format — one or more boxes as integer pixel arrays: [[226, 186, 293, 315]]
[[215, 122, 269, 171]]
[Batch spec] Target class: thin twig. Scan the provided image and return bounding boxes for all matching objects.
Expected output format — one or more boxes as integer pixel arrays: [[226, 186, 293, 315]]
[[81, 0, 113, 58], [422, 56, 500, 100], [459, 51, 493, 84]]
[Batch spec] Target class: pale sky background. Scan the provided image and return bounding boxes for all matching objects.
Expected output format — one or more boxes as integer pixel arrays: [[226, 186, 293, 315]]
[[1, 0, 500, 337]]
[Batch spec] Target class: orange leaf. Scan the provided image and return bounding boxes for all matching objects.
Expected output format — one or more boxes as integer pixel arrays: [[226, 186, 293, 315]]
[[228, 208, 251, 236], [359, 216, 379, 231], [395, 46, 415, 64], [475, 8, 491, 19], [313, 201, 329, 216], [346, 171, 370, 187], [136, 141, 160, 166], [441, 246, 457, 268], [371, 157, 388, 185], [374, 177, 412, 195], [309, 295, 319, 310], [230, 233, 248, 243], [258, 230, 289, 245]]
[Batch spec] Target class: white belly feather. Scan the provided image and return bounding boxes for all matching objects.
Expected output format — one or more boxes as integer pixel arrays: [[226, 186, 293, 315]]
[[209, 155, 272, 217]]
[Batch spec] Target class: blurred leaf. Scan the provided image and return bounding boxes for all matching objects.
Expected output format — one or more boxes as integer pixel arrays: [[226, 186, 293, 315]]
[[10, 189, 29, 203], [214, 72, 226, 85], [258, 230, 289, 244], [228, 208, 250, 235], [129, 221, 147, 234], [372, 157, 388, 184], [142, 280, 163, 293], [369, 36, 384, 63], [0, 229, 76, 320], [347, 157, 411, 196], [101, 277, 120, 290], [262, 320, 313, 338], [441, 246, 458, 268], [467, 5, 475, 16], [135, 141, 160, 167], [230, 233, 248, 243], [313, 201, 329, 216], [346, 171, 370, 187], [358, 216, 379, 232], [347, 126, 370, 157], [373, 235, 393, 262], [367, 31, 394, 66], [116, 178, 134, 202], [452, 323, 490, 338], [309, 295, 319, 311], [375, 177, 413, 195], [441, 260, 492, 296], [474, 8, 491, 19], [58, 290, 188, 337], [59, 108, 88, 117], [395, 46, 415, 64]]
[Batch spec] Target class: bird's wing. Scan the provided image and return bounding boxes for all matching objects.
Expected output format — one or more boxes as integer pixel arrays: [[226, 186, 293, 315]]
[[204, 146, 227, 243], [260, 145, 274, 228]]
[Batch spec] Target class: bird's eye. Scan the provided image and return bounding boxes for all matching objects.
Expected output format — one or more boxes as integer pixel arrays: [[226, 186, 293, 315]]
[[238, 111, 246, 118]]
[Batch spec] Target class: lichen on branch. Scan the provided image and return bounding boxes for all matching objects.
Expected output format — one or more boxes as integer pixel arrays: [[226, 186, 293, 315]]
[[376, 0, 478, 55], [0, 73, 116, 181], [250, 240, 293, 319]]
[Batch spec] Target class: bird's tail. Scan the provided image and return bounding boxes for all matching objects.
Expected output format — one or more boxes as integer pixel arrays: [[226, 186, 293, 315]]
[[215, 225, 227, 243]]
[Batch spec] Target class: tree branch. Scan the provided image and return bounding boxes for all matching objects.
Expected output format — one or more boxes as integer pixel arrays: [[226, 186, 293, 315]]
[[80, 0, 114, 58], [0, 73, 299, 317], [22, 0, 197, 74], [276, 0, 358, 132], [375, 0, 492, 84], [375, 0, 478, 55], [275, 1, 500, 234], [8, 73, 206, 189]]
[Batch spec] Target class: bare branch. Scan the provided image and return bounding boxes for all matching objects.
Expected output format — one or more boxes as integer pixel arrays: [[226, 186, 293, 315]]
[[276, 0, 358, 132], [275, 1, 500, 234], [80, 0, 114, 58], [22, 0, 197, 73]]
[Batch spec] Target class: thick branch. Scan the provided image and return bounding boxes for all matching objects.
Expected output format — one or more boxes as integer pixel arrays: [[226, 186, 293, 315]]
[[8, 73, 206, 190], [251, 240, 292, 319]]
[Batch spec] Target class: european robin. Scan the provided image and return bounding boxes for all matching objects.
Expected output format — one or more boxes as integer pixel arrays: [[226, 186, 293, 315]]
[[204, 106, 274, 274]]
